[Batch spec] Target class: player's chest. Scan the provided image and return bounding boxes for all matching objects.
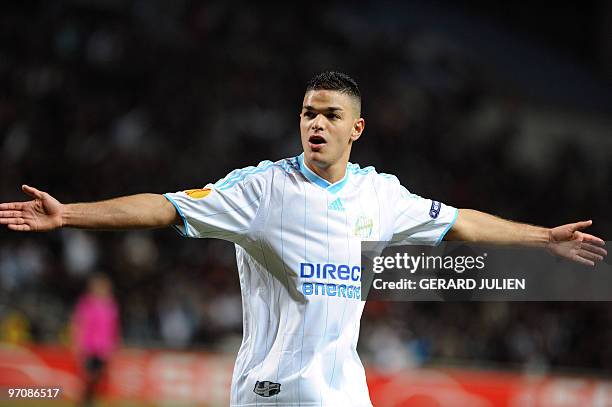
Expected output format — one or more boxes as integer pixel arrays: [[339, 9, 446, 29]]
[[262, 181, 388, 243]]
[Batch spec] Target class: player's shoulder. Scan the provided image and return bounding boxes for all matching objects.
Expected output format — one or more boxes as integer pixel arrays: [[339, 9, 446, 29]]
[[274, 156, 301, 174], [213, 160, 276, 190], [348, 161, 401, 186], [213, 157, 299, 190]]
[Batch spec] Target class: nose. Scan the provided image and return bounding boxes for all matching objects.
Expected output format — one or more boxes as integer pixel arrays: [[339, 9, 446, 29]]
[[311, 114, 325, 131]]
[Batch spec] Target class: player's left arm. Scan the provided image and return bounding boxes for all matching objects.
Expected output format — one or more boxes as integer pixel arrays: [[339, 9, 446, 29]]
[[445, 209, 607, 266]]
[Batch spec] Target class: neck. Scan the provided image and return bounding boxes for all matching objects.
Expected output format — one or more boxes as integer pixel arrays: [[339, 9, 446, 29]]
[[303, 154, 349, 184]]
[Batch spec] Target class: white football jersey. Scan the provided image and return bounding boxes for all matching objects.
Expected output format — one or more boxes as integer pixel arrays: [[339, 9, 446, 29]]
[[164, 154, 457, 407]]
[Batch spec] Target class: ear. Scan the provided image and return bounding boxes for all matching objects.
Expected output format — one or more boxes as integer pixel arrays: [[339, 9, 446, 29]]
[[350, 118, 365, 142]]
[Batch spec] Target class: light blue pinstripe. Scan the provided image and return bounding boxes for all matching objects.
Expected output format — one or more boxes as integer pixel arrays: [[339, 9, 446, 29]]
[[275, 171, 292, 406], [298, 174, 308, 407], [327, 203, 351, 396], [319, 193, 331, 407]]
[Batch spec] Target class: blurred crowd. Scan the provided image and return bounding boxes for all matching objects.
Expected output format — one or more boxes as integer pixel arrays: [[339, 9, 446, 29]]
[[1, 1, 611, 376]]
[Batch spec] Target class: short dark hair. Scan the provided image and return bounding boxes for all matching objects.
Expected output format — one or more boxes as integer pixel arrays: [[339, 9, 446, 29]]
[[305, 71, 361, 114]]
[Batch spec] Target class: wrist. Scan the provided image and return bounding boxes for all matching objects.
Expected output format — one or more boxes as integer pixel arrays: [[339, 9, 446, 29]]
[[544, 227, 554, 251], [524, 224, 552, 248], [59, 203, 70, 228]]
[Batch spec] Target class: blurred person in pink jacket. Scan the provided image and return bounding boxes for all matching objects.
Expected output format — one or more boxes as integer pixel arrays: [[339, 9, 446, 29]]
[[71, 273, 120, 406]]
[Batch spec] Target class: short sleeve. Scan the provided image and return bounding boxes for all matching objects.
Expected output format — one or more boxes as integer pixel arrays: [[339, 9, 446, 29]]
[[389, 182, 458, 246], [163, 162, 271, 242]]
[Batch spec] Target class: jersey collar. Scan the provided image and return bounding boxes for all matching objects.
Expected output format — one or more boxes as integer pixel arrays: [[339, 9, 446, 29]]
[[297, 153, 349, 194]]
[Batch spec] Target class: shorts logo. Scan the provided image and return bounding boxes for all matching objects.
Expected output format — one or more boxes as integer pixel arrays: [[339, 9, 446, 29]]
[[184, 188, 212, 199], [354, 213, 374, 239], [253, 381, 281, 397], [429, 200, 441, 219]]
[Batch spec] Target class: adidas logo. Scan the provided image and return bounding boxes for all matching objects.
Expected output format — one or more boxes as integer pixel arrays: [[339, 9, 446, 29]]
[[328, 198, 345, 212]]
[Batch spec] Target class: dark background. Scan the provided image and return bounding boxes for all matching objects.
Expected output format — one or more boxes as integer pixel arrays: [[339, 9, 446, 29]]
[[1, 0, 611, 376]]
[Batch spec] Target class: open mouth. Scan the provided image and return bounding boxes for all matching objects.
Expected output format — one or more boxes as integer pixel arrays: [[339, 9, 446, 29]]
[[309, 135, 327, 145]]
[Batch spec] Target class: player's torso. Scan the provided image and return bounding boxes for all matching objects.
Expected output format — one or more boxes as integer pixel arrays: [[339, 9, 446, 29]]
[[230, 162, 385, 406]]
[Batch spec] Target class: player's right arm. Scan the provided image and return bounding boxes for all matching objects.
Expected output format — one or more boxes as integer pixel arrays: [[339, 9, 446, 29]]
[[0, 184, 180, 232]]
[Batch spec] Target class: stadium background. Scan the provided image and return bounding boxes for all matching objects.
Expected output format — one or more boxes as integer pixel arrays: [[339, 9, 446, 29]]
[[0, 0, 611, 406]]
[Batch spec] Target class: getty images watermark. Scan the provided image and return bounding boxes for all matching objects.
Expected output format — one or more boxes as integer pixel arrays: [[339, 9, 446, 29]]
[[360, 242, 612, 301]]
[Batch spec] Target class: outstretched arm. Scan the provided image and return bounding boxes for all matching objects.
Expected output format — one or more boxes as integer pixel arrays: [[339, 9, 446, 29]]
[[446, 209, 607, 266], [0, 185, 180, 231]]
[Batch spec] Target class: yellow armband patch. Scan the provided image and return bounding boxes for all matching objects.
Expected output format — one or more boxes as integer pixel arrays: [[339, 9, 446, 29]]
[[184, 188, 212, 199]]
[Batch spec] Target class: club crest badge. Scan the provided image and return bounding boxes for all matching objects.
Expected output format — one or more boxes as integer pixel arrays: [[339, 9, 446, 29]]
[[354, 213, 374, 239]]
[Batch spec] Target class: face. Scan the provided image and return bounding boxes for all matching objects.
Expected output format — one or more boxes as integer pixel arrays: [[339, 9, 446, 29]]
[[300, 90, 364, 169], [90, 276, 111, 297]]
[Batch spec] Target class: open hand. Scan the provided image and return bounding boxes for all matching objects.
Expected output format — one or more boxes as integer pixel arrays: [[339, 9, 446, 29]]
[[547, 220, 607, 266], [0, 185, 64, 231]]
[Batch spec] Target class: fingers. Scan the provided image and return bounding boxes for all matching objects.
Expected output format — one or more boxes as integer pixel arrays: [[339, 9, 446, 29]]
[[0, 205, 30, 231], [7, 223, 31, 232], [0, 210, 22, 218], [0, 212, 31, 231], [581, 242, 607, 257], [22, 184, 45, 200], [570, 220, 592, 232], [574, 256, 595, 267], [0, 216, 28, 227], [575, 238, 607, 266], [0, 209, 26, 228], [0, 202, 24, 210], [577, 249, 604, 263], [0, 218, 24, 225], [580, 233, 605, 246]]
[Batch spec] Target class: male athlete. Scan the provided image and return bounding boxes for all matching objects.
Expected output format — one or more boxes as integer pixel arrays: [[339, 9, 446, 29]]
[[0, 72, 606, 406]]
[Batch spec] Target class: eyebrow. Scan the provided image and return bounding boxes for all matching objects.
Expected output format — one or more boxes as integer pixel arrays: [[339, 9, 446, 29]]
[[302, 105, 344, 112]]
